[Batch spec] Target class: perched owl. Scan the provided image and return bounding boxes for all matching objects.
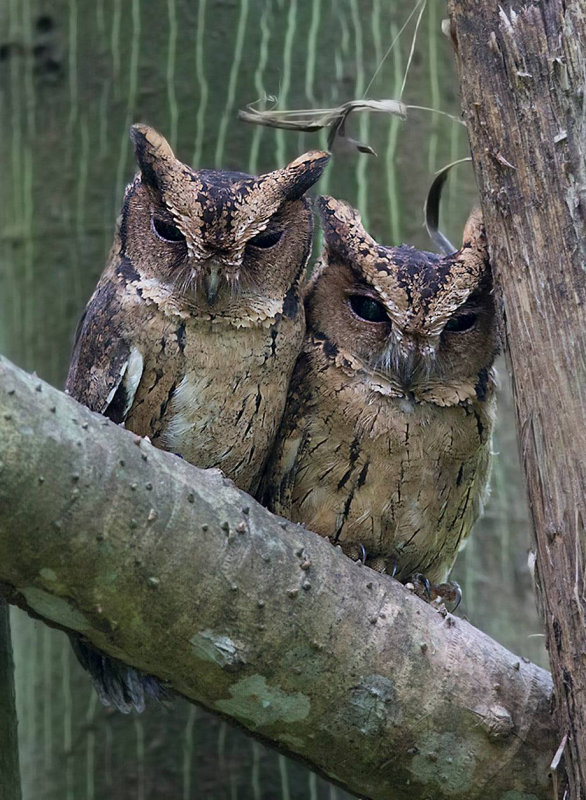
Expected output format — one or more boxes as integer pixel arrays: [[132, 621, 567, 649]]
[[66, 125, 329, 710], [263, 196, 497, 589]]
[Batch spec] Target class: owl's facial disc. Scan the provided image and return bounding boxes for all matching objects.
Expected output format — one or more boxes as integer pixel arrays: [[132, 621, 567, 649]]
[[193, 253, 242, 306], [376, 332, 437, 390], [344, 286, 436, 388], [196, 218, 286, 304]]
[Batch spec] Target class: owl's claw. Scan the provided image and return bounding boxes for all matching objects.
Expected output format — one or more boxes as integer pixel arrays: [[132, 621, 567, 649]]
[[406, 575, 462, 612], [434, 581, 462, 611], [358, 543, 367, 564], [410, 573, 432, 599]]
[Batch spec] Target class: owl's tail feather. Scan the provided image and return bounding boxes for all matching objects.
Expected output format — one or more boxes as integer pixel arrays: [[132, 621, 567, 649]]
[[70, 635, 170, 714]]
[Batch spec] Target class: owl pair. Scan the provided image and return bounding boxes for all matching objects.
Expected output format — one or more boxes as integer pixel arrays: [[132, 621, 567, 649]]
[[67, 125, 497, 711]]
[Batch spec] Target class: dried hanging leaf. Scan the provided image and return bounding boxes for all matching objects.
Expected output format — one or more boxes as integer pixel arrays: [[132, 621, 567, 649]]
[[424, 157, 472, 255], [238, 99, 407, 155]]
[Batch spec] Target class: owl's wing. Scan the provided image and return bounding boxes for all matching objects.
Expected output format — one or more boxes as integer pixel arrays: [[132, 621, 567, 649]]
[[263, 429, 307, 513], [65, 282, 144, 424], [260, 354, 314, 513], [66, 282, 162, 712]]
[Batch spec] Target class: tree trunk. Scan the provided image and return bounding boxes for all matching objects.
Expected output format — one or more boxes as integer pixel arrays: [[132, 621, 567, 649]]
[[0, 353, 557, 800], [0, 599, 22, 800], [450, 1, 586, 796]]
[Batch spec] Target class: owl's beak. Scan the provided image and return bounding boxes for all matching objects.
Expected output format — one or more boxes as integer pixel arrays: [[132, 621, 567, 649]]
[[397, 349, 418, 389], [395, 339, 436, 389], [203, 262, 222, 305]]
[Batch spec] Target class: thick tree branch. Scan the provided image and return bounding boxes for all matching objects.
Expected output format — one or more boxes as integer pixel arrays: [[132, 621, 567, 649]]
[[450, 2, 586, 795], [0, 354, 556, 799]]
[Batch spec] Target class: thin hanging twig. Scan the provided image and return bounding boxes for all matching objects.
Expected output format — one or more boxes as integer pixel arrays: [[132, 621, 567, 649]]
[[238, 99, 407, 155], [424, 157, 472, 254]]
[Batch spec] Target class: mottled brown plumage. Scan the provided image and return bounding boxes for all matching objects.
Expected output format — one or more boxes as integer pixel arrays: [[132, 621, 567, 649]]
[[263, 196, 497, 585], [67, 124, 329, 493], [65, 125, 329, 710]]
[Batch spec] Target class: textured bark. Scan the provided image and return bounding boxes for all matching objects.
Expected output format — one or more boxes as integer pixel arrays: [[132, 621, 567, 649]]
[[0, 599, 22, 800], [0, 353, 557, 800], [450, 2, 586, 796]]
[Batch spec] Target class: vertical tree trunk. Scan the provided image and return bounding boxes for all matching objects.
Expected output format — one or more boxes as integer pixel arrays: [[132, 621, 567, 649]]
[[450, 1, 586, 795], [0, 0, 544, 797], [0, 600, 22, 800]]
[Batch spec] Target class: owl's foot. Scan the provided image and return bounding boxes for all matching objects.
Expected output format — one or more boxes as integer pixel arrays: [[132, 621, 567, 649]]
[[406, 574, 462, 611], [434, 581, 462, 609], [353, 547, 397, 576]]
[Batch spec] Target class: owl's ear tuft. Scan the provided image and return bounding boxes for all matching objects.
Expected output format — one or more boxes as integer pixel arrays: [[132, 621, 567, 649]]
[[130, 124, 178, 192], [457, 207, 490, 283], [279, 151, 330, 201], [316, 196, 375, 263], [461, 207, 486, 250]]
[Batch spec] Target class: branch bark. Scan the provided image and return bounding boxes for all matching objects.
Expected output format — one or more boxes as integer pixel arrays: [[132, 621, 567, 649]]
[[0, 354, 556, 800], [450, 2, 586, 795]]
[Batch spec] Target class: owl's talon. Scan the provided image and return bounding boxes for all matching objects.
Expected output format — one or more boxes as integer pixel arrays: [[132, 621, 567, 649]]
[[410, 573, 432, 599], [433, 581, 462, 611], [450, 582, 462, 611], [407, 575, 462, 612], [358, 543, 367, 564]]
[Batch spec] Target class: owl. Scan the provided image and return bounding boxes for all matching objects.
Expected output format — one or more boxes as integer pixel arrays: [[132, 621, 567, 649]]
[[66, 125, 329, 710], [263, 196, 497, 591]]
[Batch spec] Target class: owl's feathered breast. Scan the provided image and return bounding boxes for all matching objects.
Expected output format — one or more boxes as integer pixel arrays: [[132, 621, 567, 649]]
[[265, 332, 496, 584], [152, 299, 305, 493], [67, 245, 306, 495]]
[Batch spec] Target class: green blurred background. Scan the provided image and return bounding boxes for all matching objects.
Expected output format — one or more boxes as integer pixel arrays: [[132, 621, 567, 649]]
[[0, 1, 545, 798]]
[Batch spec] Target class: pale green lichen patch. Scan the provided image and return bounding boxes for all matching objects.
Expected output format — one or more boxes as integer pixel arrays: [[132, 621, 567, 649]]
[[346, 674, 401, 735], [21, 586, 90, 631], [410, 731, 474, 794], [499, 793, 539, 800], [190, 629, 245, 668], [215, 675, 310, 728], [39, 567, 58, 582]]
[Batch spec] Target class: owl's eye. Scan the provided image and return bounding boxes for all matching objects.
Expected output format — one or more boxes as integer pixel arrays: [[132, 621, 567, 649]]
[[444, 312, 478, 333], [348, 295, 388, 323], [152, 216, 186, 243], [248, 229, 283, 249]]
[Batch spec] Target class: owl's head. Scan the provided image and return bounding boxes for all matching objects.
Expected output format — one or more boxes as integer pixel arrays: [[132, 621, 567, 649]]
[[118, 124, 330, 311], [308, 196, 497, 404]]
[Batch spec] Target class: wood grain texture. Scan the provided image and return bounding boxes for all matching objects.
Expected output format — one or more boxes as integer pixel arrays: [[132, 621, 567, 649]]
[[450, 1, 586, 795]]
